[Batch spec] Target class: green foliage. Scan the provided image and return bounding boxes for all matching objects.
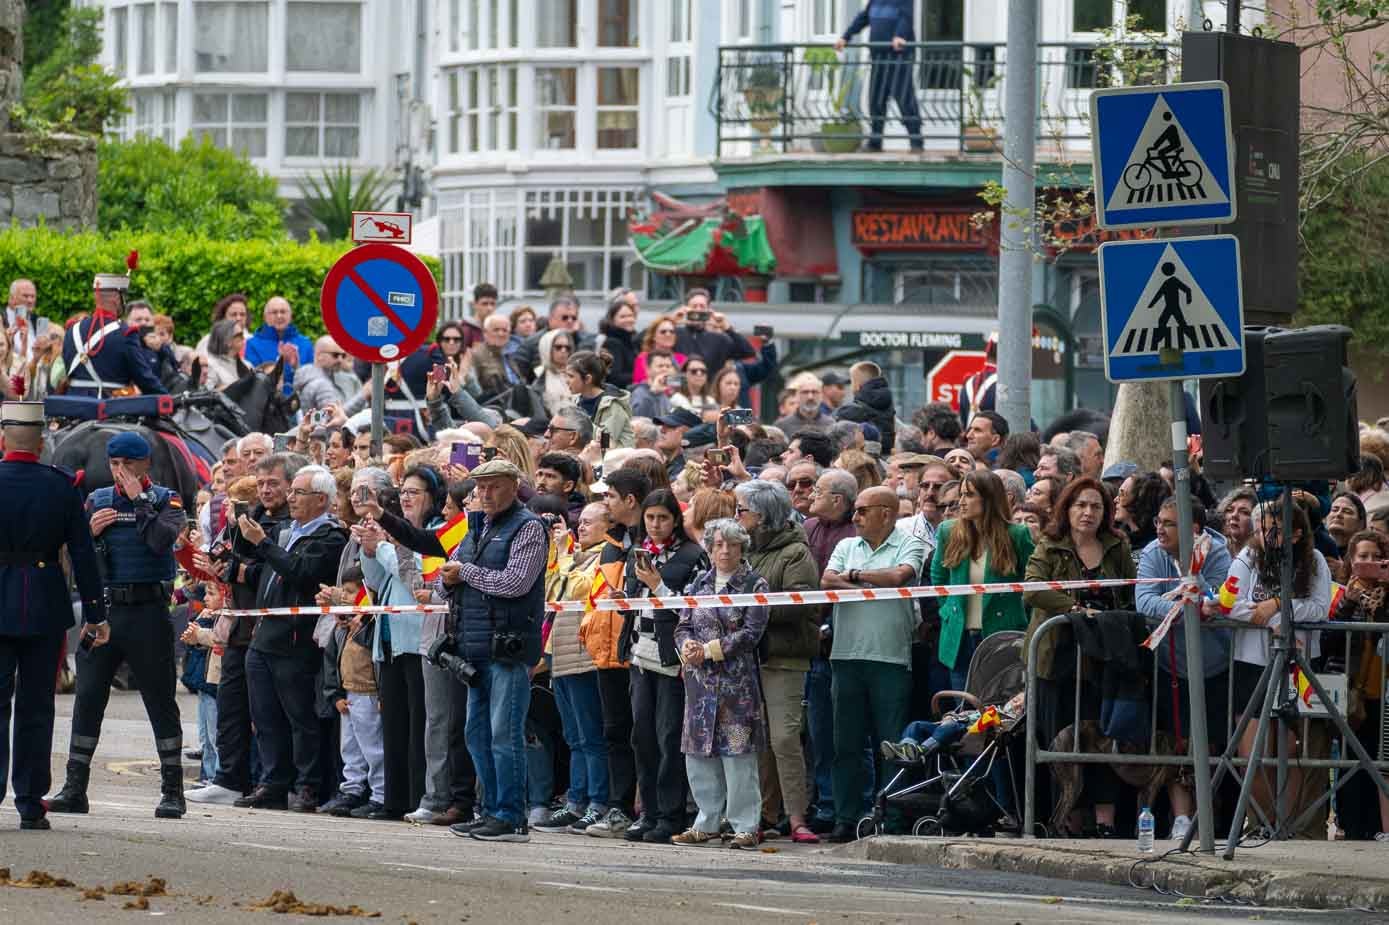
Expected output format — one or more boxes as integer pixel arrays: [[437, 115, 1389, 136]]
[[23, 0, 73, 80], [98, 137, 287, 239], [297, 164, 394, 241], [1294, 158, 1389, 361], [18, 6, 126, 136], [0, 226, 441, 345]]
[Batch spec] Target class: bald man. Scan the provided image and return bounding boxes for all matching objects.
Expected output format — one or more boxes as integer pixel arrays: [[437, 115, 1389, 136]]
[[245, 296, 314, 396], [470, 314, 522, 401], [294, 335, 364, 412]]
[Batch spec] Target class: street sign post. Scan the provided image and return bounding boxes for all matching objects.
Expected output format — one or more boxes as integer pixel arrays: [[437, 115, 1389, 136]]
[[925, 350, 988, 411], [1091, 81, 1236, 230], [1098, 234, 1245, 384], [321, 242, 438, 456]]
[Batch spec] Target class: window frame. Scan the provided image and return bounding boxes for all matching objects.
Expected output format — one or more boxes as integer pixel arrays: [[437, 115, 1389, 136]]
[[283, 90, 363, 160], [191, 90, 270, 159]]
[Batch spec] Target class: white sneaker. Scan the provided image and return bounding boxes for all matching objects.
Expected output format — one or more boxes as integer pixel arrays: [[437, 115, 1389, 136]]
[[185, 783, 241, 805], [528, 806, 549, 826], [585, 807, 633, 838], [1374, 832, 1389, 842], [404, 808, 440, 825], [1169, 814, 1192, 842]]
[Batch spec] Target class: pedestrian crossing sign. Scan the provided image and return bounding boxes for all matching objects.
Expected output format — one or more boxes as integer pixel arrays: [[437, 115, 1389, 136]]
[[1098, 234, 1245, 384], [1091, 81, 1236, 230]]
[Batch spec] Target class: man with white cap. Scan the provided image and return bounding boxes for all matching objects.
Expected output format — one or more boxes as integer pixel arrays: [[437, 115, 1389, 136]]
[[47, 431, 188, 820], [60, 269, 166, 398], [0, 401, 107, 830]]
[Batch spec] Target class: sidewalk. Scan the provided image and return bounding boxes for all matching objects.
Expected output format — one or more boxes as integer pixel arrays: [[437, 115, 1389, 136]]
[[840, 836, 1389, 911]]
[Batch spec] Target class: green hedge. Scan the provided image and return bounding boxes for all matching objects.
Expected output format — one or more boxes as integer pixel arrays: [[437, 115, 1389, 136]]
[[0, 227, 443, 344]]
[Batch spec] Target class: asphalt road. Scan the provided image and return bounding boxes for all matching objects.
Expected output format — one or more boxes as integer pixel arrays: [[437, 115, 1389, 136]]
[[0, 691, 1371, 923]]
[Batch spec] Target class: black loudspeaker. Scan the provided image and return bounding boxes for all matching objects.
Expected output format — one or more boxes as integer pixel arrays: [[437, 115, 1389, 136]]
[[1263, 325, 1359, 482], [1200, 326, 1279, 481]]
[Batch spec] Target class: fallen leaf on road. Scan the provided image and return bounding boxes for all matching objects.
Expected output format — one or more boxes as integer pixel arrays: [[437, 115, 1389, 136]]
[[80, 888, 105, 901], [109, 877, 168, 897], [249, 890, 381, 917], [1039, 897, 1063, 904], [3, 869, 76, 889], [123, 896, 150, 911], [759, 845, 779, 854]]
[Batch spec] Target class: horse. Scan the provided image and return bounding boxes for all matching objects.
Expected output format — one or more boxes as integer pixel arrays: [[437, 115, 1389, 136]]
[[220, 357, 296, 437], [43, 418, 203, 509]]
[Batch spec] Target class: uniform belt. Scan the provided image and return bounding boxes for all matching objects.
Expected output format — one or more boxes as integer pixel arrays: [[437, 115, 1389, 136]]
[[384, 400, 420, 412], [107, 583, 168, 605], [70, 375, 130, 390]]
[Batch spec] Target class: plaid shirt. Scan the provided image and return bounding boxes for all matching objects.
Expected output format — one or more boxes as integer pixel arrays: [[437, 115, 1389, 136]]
[[441, 515, 548, 598]]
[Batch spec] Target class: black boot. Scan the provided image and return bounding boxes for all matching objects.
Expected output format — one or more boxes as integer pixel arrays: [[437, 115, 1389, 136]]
[[155, 764, 186, 819], [47, 760, 90, 814]]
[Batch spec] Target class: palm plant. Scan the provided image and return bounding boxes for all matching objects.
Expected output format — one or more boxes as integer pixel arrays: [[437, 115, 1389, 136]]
[[297, 163, 394, 240]]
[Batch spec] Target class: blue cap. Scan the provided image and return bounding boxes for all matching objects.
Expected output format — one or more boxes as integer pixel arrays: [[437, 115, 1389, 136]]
[[859, 422, 881, 442], [106, 431, 151, 460]]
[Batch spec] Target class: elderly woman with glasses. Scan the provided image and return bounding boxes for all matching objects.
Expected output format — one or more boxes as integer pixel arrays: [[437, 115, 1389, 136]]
[[733, 479, 823, 842], [534, 329, 577, 416], [671, 518, 770, 848]]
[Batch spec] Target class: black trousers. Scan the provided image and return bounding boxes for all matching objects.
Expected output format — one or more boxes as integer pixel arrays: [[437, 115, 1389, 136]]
[[246, 647, 321, 794], [447, 672, 478, 813], [379, 653, 426, 814], [213, 645, 253, 793], [0, 631, 65, 819], [597, 667, 637, 815], [868, 50, 923, 147], [630, 666, 687, 827], [69, 602, 182, 773]]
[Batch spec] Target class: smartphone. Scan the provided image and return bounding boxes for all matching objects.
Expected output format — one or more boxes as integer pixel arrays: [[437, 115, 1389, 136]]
[[79, 629, 96, 653], [633, 549, 653, 572], [666, 374, 685, 390], [753, 325, 774, 339], [273, 432, 292, 452], [600, 430, 611, 451], [481, 446, 499, 462], [707, 448, 730, 466], [232, 501, 250, 521], [1353, 560, 1389, 582], [428, 363, 449, 384], [451, 441, 482, 468], [686, 310, 710, 324], [311, 409, 331, 426], [722, 407, 754, 426]]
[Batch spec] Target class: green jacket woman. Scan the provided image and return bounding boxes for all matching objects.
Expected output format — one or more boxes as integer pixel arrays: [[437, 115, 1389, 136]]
[[931, 519, 1035, 672]]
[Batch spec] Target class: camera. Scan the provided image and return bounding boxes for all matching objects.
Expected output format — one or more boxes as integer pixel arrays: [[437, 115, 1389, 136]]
[[492, 632, 526, 661], [722, 407, 754, 426], [426, 635, 479, 687], [666, 374, 685, 390]]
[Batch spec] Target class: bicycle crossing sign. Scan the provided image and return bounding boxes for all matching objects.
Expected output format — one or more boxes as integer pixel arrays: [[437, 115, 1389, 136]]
[[1098, 234, 1245, 383], [1091, 81, 1236, 230]]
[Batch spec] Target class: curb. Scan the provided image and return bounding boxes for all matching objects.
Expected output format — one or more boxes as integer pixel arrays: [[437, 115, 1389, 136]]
[[838, 837, 1389, 911]]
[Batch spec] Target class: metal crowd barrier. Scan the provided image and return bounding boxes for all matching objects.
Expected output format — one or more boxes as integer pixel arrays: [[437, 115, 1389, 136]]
[[1022, 613, 1389, 838]]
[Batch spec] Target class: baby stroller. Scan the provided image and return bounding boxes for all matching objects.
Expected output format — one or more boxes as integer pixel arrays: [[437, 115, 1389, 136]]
[[858, 630, 1027, 839]]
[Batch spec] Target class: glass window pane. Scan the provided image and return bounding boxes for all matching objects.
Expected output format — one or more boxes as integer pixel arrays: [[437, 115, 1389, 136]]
[[597, 67, 639, 106], [195, 127, 227, 148], [324, 93, 360, 123], [195, 2, 269, 72], [285, 125, 318, 156], [112, 7, 127, 76], [324, 127, 359, 157], [597, 0, 637, 47], [193, 93, 228, 123], [285, 92, 319, 123], [1129, 0, 1166, 29], [137, 4, 155, 75], [286, 2, 362, 72], [536, 0, 576, 47], [537, 67, 576, 106], [163, 2, 178, 72], [923, 0, 964, 40], [596, 111, 638, 149], [232, 93, 267, 122], [232, 127, 267, 158], [1073, 0, 1112, 31]]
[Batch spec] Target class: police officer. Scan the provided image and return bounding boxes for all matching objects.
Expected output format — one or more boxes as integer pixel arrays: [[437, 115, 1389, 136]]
[[0, 401, 107, 831], [61, 271, 166, 398], [47, 432, 188, 819]]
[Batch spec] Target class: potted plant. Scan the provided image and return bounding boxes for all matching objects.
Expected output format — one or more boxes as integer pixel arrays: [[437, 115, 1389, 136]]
[[804, 46, 863, 154], [741, 56, 784, 138]]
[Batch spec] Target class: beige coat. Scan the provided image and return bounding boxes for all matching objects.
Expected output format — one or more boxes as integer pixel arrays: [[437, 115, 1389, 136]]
[[550, 544, 605, 679]]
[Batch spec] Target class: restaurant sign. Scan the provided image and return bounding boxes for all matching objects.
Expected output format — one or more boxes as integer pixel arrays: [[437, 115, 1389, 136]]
[[851, 207, 993, 252]]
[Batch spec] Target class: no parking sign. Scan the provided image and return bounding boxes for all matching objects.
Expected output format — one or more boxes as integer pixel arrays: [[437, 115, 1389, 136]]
[[320, 243, 439, 364]]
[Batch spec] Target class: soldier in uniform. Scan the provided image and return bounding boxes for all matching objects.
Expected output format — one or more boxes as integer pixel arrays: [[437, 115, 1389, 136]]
[[0, 401, 108, 831], [61, 271, 166, 398], [47, 431, 188, 819]]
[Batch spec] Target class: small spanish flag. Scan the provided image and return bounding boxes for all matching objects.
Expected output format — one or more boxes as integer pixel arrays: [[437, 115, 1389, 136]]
[[422, 555, 445, 583], [436, 512, 469, 557], [1328, 582, 1346, 619], [354, 585, 371, 608], [1217, 575, 1240, 615], [969, 706, 1001, 735], [1293, 666, 1315, 707], [588, 561, 624, 610], [546, 534, 575, 575]]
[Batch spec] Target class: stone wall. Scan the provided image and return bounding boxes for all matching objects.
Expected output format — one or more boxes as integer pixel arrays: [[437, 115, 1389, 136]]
[[0, 131, 96, 230]]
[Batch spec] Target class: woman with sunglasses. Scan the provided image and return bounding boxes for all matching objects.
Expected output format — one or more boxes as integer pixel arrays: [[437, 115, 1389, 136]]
[[632, 314, 686, 386], [669, 355, 719, 423], [534, 329, 577, 417]]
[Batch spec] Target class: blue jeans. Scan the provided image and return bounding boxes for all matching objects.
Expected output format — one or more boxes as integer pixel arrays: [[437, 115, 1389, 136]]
[[197, 690, 220, 782], [806, 657, 876, 821], [526, 715, 555, 812], [553, 672, 609, 810], [899, 718, 1014, 814], [948, 630, 982, 692], [465, 661, 531, 826]]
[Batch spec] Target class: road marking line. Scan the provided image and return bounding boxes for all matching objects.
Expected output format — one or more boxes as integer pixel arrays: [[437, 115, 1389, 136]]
[[229, 842, 301, 852], [714, 903, 811, 916], [536, 882, 627, 894]]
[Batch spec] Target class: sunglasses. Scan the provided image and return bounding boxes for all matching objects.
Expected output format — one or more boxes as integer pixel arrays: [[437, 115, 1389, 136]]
[[735, 506, 757, 517], [788, 478, 815, 490], [553, 344, 572, 352], [440, 336, 463, 343]]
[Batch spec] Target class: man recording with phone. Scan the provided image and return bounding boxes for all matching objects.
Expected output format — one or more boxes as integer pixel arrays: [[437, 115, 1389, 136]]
[[674, 289, 755, 375], [436, 458, 549, 843]]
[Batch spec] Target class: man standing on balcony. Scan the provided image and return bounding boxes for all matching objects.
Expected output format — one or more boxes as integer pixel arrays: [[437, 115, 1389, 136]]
[[836, 0, 924, 153]]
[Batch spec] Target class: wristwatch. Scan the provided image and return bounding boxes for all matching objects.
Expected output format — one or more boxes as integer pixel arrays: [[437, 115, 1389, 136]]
[[849, 569, 862, 585]]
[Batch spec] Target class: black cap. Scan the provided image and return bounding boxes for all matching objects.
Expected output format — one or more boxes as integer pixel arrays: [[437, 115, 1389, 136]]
[[518, 416, 550, 437], [655, 408, 701, 429], [682, 422, 717, 449], [820, 370, 850, 387]]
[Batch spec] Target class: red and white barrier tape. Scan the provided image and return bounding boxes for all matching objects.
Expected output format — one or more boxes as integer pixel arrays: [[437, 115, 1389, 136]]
[[1141, 534, 1212, 651], [205, 576, 1172, 619]]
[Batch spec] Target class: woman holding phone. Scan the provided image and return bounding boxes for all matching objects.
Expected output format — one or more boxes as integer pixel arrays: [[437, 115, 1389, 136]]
[[618, 490, 709, 843]]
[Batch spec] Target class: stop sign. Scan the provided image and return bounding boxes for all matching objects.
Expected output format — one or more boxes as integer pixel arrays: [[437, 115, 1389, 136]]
[[925, 350, 988, 411]]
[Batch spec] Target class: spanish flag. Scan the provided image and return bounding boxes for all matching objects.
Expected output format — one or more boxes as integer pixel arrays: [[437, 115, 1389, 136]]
[[422, 555, 445, 583], [1293, 666, 1315, 707], [547, 533, 576, 575], [1328, 582, 1347, 619], [436, 512, 469, 557], [969, 706, 1001, 735], [354, 585, 371, 607], [588, 561, 624, 610], [1217, 575, 1240, 615]]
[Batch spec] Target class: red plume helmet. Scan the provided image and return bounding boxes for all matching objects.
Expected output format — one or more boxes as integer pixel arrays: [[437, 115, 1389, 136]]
[[126, 250, 140, 272]]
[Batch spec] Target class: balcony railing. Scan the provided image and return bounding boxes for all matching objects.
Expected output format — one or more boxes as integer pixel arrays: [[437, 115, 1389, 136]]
[[712, 41, 1176, 160]]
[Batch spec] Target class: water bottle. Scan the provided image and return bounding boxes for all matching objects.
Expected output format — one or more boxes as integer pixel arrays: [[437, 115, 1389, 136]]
[[1137, 807, 1155, 853]]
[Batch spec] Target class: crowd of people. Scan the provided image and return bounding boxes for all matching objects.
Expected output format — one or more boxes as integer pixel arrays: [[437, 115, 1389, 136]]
[[9, 274, 1389, 847]]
